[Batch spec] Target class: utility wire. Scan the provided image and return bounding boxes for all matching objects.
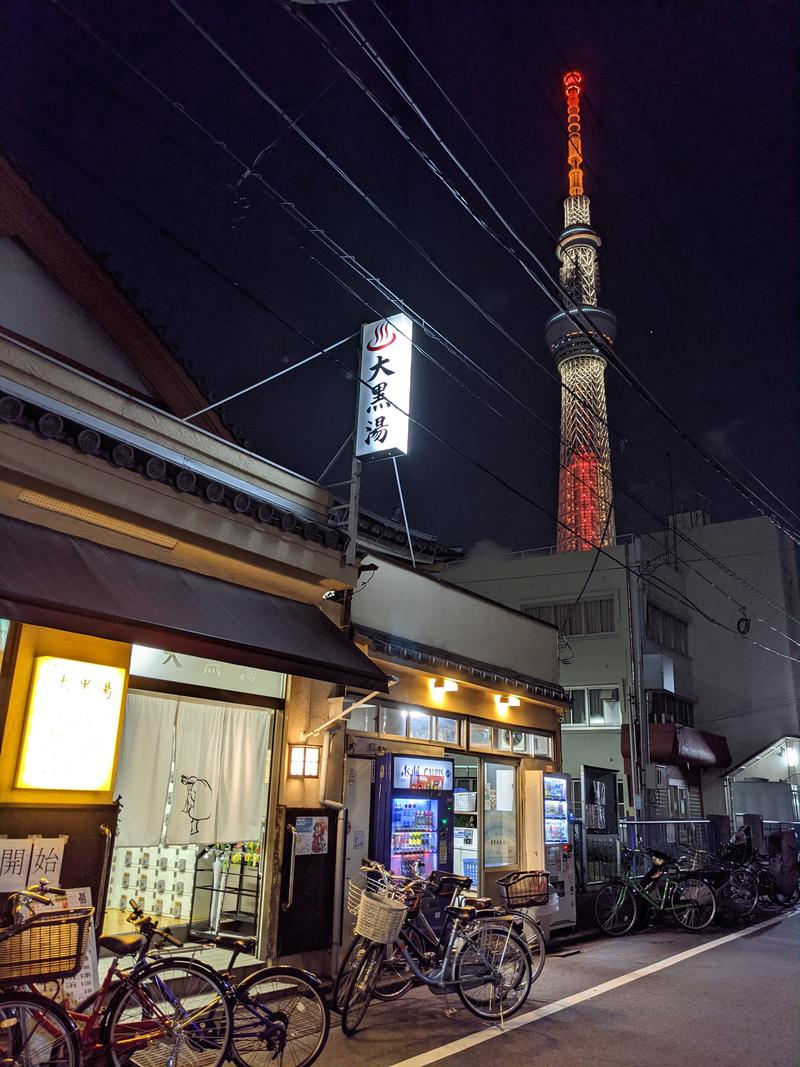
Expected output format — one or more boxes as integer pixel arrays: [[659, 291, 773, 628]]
[[36, 6, 800, 646], [279, 2, 800, 635], [318, 2, 800, 550], [289, 2, 800, 629], [43, 1, 800, 662]]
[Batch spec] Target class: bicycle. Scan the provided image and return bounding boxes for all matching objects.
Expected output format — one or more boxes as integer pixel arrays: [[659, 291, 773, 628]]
[[94, 898, 330, 1067], [676, 846, 759, 924], [338, 861, 533, 1035], [1, 882, 233, 1067], [2, 884, 330, 1067], [595, 846, 717, 935]]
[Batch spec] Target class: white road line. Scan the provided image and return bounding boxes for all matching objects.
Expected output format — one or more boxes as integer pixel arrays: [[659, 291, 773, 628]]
[[389, 908, 800, 1067]]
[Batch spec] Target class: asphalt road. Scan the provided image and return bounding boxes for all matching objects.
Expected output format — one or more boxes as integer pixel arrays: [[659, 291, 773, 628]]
[[321, 907, 800, 1066]]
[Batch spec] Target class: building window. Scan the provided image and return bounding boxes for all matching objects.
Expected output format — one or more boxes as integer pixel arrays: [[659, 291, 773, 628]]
[[522, 597, 615, 637], [469, 722, 553, 758], [564, 687, 622, 726], [647, 604, 689, 656], [649, 692, 694, 727], [347, 699, 463, 746]]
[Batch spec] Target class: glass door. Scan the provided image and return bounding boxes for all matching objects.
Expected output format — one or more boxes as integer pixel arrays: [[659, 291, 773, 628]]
[[482, 758, 519, 903], [452, 755, 479, 888]]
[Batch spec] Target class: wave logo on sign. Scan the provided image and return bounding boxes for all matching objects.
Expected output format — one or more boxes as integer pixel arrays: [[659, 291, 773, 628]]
[[366, 322, 397, 351]]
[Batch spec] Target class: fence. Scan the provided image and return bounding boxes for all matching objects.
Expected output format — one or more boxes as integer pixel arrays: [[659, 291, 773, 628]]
[[574, 819, 719, 889]]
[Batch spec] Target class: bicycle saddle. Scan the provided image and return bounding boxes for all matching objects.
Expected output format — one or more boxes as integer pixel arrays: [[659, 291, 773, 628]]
[[430, 871, 471, 890], [98, 932, 146, 957], [445, 905, 476, 922], [463, 896, 493, 909]]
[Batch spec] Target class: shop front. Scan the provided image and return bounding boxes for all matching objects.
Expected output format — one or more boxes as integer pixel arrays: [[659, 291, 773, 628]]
[[0, 516, 385, 959], [343, 686, 565, 906]]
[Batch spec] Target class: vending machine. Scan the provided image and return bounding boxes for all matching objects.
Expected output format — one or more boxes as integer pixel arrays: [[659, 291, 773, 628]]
[[522, 769, 576, 933], [373, 754, 455, 878]]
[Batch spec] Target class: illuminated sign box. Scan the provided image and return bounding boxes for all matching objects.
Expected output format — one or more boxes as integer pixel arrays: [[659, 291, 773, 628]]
[[17, 656, 126, 791], [355, 313, 413, 461], [393, 755, 452, 791]]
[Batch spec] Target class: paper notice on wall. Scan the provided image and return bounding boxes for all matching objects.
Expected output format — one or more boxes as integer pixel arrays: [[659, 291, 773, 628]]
[[0, 837, 66, 892], [495, 768, 515, 812], [295, 816, 328, 856], [30, 887, 98, 1009]]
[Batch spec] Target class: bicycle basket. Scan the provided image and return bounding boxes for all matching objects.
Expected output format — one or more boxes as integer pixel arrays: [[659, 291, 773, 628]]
[[496, 871, 549, 909], [0, 906, 94, 983], [677, 847, 715, 872], [354, 892, 407, 945]]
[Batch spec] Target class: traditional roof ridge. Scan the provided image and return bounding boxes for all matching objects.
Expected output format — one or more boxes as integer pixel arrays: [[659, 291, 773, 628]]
[[0, 154, 230, 440]]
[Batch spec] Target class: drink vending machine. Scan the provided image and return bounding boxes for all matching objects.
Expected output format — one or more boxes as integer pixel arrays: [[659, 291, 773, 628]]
[[522, 769, 576, 934], [373, 754, 454, 878]]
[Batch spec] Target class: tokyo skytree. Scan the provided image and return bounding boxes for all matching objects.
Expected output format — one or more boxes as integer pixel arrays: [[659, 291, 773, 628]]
[[546, 71, 617, 552]]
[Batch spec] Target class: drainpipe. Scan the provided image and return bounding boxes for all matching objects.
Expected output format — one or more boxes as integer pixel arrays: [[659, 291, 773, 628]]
[[624, 541, 643, 826]]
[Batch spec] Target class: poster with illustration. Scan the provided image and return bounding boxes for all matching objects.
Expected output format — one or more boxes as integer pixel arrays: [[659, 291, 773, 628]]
[[295, 816, 328, 855]]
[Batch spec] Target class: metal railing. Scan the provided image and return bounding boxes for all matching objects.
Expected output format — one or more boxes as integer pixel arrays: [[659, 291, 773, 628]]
[[619, 819, 718, 862]]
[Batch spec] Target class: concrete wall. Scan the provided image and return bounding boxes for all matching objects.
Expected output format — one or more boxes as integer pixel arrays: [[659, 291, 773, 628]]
[[356, 554, 560, 685], [447, 544, 634, 796], [679, 518, 800, 769]]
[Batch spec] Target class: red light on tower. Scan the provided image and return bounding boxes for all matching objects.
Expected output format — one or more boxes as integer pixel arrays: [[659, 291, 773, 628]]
[[563, 71, 584, 197]]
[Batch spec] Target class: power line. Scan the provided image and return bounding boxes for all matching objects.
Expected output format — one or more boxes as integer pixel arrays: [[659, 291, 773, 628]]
[[41, 1, 800, 664], [289, 2, 800, 629], [318, 2, 800, 550]]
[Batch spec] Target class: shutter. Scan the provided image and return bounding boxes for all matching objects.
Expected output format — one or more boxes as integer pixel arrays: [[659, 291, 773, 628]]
[[688, 786, 703, 819]]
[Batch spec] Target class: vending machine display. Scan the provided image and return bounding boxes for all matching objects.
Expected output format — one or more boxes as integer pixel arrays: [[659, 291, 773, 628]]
[[374, 755, 454, 878], [543, 773, 570, 845]]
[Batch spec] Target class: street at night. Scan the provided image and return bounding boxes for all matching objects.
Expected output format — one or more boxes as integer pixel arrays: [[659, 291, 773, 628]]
[[0, 3, 798, 1067], [322, 910, 800, 1067]]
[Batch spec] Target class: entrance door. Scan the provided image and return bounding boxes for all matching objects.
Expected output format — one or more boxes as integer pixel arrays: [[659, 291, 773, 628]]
[[342, 757, 373, 944], [452, 755, 480, 890], [482, 758, 519, 903]]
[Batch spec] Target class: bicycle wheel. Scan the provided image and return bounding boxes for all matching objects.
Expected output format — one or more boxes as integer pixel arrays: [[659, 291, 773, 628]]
[[331, 936, 370, 1015], [340, 941, 383, 1037], [373, 943, 414, 1001], [595, 880, 637, 936], [101, 957, 233, 1067], [230, 967, 329, 1067], [510, 912, 546, 984], [0, 990, 79, 1067], [671, 877, 716, 930], [719, 869, 759, 920], [454, 925, 532, 1021]]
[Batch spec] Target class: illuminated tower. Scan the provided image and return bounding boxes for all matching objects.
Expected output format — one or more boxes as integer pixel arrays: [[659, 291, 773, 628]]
[[546, 71, 617, 552]]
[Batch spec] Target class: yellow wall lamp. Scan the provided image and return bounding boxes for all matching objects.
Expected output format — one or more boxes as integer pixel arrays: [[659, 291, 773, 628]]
[[495, 693, 521, 716], [429, 677, 458, 700], [289, 744, 321, 778]]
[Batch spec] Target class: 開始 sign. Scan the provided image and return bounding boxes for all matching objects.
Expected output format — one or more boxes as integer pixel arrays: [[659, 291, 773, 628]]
[[355, 313, 413, 461]]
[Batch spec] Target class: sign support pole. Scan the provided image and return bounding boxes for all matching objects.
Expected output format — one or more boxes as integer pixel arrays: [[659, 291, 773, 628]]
[[345, 453, 361, 568]]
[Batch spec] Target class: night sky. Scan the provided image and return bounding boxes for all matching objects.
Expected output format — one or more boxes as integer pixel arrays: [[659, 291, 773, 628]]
[[3, 0, 797, 553]]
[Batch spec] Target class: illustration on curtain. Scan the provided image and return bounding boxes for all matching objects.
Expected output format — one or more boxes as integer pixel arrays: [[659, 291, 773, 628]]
[[180, 774, 213, 835]]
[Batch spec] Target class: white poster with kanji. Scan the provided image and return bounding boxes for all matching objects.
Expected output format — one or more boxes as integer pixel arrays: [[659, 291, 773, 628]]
[[0, 840, 33, 892], [0, 837, 66, 892]]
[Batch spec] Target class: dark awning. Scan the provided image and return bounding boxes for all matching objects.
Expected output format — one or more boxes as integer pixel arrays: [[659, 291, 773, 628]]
[[0, 514, 386, 690]]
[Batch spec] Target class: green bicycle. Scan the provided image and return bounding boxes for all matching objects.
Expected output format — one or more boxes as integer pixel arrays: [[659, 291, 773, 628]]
[[595, 846, 716, 935]]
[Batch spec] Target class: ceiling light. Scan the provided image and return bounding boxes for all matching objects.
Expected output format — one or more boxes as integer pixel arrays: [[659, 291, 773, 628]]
[[430, 678, 458, 694], [496, 694, 521, 710]]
